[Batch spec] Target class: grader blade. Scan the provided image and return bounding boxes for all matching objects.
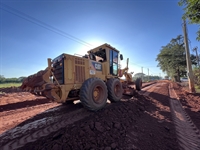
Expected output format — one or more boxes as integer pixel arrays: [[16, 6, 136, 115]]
[[121, 82, 137, 96], [123, 87, 137, 96]]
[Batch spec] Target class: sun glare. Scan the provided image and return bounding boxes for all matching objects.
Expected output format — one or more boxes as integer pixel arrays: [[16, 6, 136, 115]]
[[76, 40, 106, 56]]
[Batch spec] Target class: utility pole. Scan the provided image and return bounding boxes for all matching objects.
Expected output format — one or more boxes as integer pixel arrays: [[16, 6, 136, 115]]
[[182, 20, 195, 93], [193, 47, 199, 67], [141, 67, 143, 81], [148, 68, 149, 81]]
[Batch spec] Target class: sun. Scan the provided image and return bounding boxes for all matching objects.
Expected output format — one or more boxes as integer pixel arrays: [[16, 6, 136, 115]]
[[76, 39, 106, 56]]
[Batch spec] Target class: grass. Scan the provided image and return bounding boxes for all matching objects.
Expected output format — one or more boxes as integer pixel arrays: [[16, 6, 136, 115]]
[[0, 83, 22, 88], [195, 85, 200, 93]]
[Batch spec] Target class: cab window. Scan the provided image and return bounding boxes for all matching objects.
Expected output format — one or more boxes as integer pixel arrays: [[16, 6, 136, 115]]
[[110, 50, 118, 76]]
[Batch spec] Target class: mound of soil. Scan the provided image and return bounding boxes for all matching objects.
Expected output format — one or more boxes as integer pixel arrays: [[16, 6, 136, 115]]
[[173, 82, 200, 129], [18, 91, 179, 150]]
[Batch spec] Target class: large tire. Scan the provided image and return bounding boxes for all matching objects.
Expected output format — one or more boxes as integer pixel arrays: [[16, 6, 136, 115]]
[[106, 78, 123, 102], [135, 78, 142, 91], [80, 78, 108, 111]]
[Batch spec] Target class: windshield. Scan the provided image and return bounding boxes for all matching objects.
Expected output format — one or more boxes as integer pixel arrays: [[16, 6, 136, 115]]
[[94, 49, 106, 62]]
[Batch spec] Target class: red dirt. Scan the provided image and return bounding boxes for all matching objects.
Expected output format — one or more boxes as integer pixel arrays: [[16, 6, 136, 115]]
[[173, 82, 200, 130], [0, 81, 200, 150], [0, 90, 60, 134]]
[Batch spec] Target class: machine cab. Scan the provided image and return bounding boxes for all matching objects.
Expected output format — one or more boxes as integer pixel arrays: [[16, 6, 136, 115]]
[[110, 49, 119, 76], [87, 43, 123, 77]]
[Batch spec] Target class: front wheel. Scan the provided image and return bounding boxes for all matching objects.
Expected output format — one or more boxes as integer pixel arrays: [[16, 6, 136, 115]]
[[80, 78, 108, 111], [106, 78, 123, 102], [135, 78, 142, 91]]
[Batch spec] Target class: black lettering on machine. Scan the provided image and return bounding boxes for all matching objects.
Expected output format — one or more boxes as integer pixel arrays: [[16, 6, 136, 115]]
[[92, 62, 102, 71]]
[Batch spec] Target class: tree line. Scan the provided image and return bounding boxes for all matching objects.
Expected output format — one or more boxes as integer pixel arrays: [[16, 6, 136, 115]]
[[0, 75, 26, 84], [133, 73, 161, 82]]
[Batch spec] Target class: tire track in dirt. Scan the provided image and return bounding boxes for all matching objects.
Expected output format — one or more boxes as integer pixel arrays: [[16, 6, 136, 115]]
[[1, 108, 91, 150], [0, 98, 52, 112], [169, 83, 200, 150], [138, 83, 156, 96], [0, 92, 44, 106], [0, 104, 79, 141], [0, 102, 59, 118], [0, 103, 60, 134], [0, 108, 62, 142], [139, 82, 166, 96]]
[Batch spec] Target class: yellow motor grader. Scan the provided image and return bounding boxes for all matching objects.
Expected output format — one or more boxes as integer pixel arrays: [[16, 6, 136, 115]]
[[21, 43, 142, 111]]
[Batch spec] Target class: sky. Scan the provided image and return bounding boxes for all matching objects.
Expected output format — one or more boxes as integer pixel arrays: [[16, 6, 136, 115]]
[[0, 0, 199, 78]]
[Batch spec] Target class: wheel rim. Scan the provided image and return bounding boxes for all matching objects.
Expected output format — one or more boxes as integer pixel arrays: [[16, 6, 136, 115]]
[[114, 83, 121, 97], [93, 85, 104, 104]]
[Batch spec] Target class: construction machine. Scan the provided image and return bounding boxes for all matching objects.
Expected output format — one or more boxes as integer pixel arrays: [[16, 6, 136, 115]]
[[21, 43, 142, 111]]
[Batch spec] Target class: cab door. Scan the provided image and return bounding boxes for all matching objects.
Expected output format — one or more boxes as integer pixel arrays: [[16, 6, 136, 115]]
[[109, 50, 119, 76]]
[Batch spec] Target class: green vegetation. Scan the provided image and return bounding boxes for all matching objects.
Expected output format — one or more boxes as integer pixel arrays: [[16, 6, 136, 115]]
[[193, 67, 200, 91], [0, 83, 22, 88], [133, 73, 160, 82], [195, 85, 200, 93], [178, 0, 200, 41], [156, 35, 196, 82], [0, 75, 25, 88], [0, 75, 26, 84]]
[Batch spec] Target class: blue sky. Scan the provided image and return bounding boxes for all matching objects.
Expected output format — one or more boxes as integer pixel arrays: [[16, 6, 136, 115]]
[[0, 0, 199, 78]]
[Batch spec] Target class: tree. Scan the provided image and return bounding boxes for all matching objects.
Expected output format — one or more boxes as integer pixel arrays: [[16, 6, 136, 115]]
[[193, 66, 200, 87], [18, 76, 27, 82], [0, 75, 5, 83], [178, 0, 200, 40], [0, 75, 26, 83], [164, 76, 169, 80], [156, 35, 197, 82]]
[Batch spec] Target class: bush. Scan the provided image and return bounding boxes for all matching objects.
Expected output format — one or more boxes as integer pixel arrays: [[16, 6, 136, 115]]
[[193, 68, 200, 86]]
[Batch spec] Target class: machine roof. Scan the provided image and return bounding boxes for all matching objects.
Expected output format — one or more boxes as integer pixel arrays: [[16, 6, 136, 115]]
[[87, 43, 120, 53]]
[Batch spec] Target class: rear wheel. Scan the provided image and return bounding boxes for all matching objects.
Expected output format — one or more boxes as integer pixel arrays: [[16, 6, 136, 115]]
[[106, 78, 123, 102], [135, 78, 142, 91], [80, 78, 108, 111]]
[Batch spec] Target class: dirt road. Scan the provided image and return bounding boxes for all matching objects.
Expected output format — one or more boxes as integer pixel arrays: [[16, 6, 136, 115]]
[[0, 81, 200, 150]]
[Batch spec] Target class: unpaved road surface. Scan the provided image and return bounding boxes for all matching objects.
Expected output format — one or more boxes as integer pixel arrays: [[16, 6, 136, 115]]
[[0, 81, 200, 150]]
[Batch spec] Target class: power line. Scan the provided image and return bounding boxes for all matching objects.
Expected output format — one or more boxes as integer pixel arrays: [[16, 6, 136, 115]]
[[0, 2, 93, 48], [120, 58, 162, 75], [129, 61, 142, 67]]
